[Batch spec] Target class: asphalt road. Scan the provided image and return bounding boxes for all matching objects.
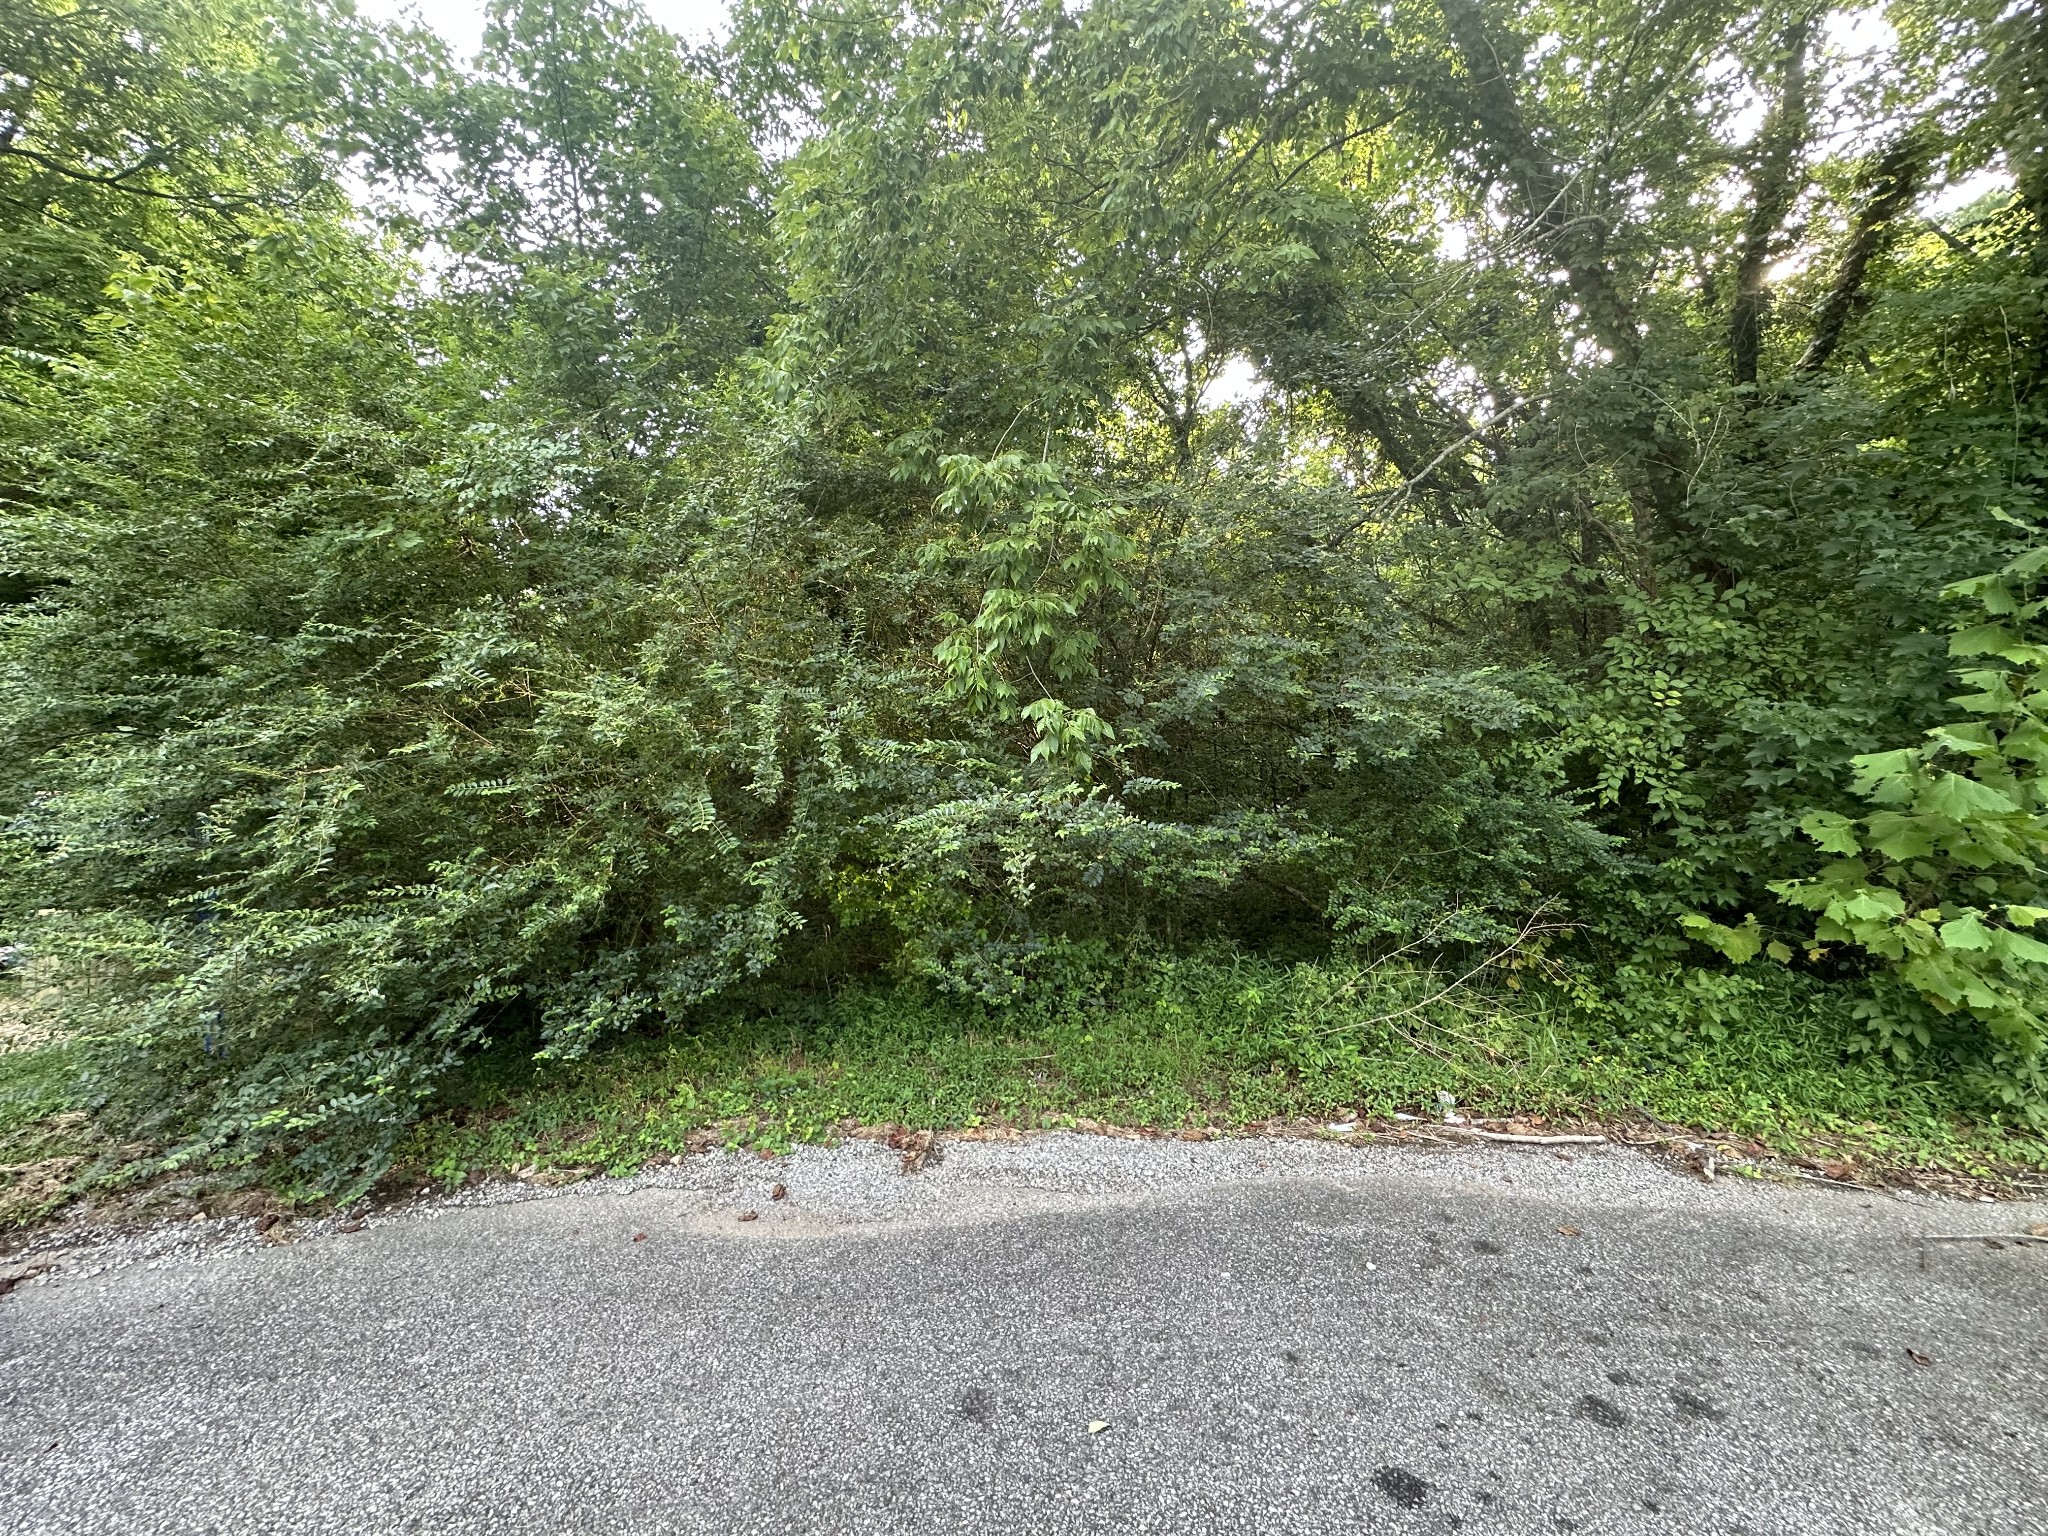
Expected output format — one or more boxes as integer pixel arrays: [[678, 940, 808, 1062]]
[[2, 1134, 2044, 1536]]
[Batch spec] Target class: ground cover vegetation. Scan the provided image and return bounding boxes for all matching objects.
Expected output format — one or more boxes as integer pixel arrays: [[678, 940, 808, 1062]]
[[1, 0, 2044, 1201]]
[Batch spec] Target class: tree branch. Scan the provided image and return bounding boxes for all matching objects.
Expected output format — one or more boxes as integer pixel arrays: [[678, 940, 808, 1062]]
[[1330, 400, 1533, 545], [1439, 0, 1642, 368], [1795, 123, 1937, 376], [0, 144, 256, 209]]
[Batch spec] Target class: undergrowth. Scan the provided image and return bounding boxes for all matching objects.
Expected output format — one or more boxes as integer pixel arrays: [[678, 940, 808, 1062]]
[[7, 953, 2046, 1225], [390, 956, 2047, 1194]]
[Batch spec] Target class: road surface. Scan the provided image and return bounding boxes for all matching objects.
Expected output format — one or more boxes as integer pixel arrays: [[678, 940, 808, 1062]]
[[3, 1133, 2044, 1535]]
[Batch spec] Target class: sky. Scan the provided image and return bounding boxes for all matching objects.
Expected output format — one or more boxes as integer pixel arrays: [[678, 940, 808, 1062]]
[[357, 0, 733, 56]]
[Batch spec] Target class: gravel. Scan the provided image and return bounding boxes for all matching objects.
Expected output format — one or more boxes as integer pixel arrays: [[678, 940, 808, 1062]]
[[3, 1134, 2044, 1534]]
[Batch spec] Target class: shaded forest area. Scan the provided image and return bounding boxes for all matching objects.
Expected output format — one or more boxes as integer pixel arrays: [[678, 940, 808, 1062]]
[[1, 0, 2044, 1189]]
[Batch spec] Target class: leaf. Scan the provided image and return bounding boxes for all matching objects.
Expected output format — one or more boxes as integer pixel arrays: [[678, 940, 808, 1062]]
[[1864, 813, 1933, 862], [1948, 623, 2021, 659], [1991, 930, 2048, 965], [1680, 913, 1762, 963], [1926, 723, 1998, 756], [1849, 749, 1918, 781], [1920, 774, 2019, 821], [1798, 810, 1861, 855], [1938, 912, 1993, 951], [1829, 884, 1908, 927]]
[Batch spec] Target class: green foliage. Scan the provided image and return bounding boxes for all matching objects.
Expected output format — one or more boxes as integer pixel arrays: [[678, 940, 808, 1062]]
[[1771, 538, 2048, 1084], [430, 0, 776, 422], [0, 0, 436, 351], [391, 953, 2046, 1189], [921, 450, 1131, 768], [2, 0, 2045, 1188]]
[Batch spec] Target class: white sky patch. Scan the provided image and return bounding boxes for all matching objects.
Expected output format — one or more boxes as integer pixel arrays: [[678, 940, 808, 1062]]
[[1822, 4, 1897, 66], [1927, 166, 2015, 216], [357, 0, 733, 58], [1202, 354, 1266, 411]]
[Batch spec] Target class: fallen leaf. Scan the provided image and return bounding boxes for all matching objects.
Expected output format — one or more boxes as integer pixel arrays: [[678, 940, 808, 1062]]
[[756, 1148, 777, 1161], [898, 1129, 941, 1173], [2027, 1222, 2048, 1238], [254, 1213, 280, 1233], [337, 1219, 367, 1235], [738, 1210, 759, 1222], [1087, 1421, 1110, 1434], [771, 1183, 788, 1201], [1556, 1225, 1582, 1237], [632, 1231, 647, 1243], [1906, 1348, 1933, 1367]]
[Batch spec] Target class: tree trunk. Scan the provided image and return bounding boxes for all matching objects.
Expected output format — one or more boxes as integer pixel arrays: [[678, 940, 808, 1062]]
[[1729, 21, 1812, 386], [1796, 125, 1936, 376]]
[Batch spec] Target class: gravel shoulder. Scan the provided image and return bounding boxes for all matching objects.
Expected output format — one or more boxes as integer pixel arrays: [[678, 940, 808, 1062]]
[[3, 1134, 2045, 1535]]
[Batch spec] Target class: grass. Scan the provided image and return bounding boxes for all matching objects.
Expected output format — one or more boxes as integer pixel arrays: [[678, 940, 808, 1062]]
[[4, 951, 2045, 1225], [393, 953, 2048, 1189], [0, 1035, 103, 1225]]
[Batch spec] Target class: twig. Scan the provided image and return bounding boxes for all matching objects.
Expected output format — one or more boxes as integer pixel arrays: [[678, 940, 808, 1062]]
[[1627, 1104, 1691, 1137], [1329, 404, 1533, 545], [0, 144, 260, 209], [1389, 1024, 1457, 1063], [1319, 904, 1573, 1036], [1437, 1127, 1605, 1146], [1919, 1231, 2048, 1271]]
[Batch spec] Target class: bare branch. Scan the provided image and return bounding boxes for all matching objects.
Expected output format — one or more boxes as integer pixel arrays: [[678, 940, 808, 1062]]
[[0, 143, 257, 209]]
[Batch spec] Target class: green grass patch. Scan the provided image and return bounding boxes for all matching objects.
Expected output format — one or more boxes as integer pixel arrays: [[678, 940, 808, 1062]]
[[396, 954, 2048, 1187], [5, 952, 2043, 1225]]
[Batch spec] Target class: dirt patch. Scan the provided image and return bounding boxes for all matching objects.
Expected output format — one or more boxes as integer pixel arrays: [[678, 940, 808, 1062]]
[[0, 1157, 84, 1227]]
